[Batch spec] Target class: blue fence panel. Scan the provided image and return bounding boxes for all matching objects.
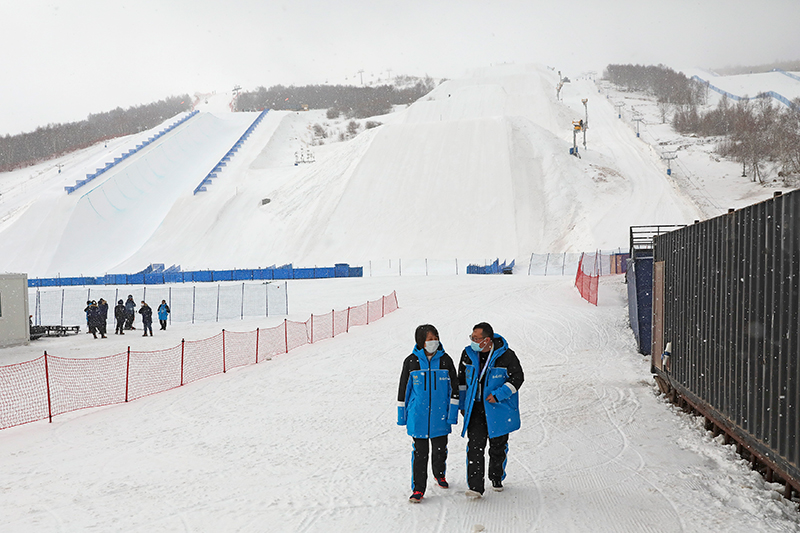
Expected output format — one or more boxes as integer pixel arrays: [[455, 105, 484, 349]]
[[194, 271, 213, 283], [273, 268, 292, 280], [292, 268, 315, 279], [253, 268, 273, 280], [315, 267, 335, 278], [348, 267, 363, 277], [164, 273, 183, 284], [145, 273, 164, 285], [213, 270, 233, 281], [233, 269, 253, 281]]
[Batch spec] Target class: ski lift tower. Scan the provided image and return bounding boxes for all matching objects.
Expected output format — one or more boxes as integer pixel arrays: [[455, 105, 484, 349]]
[[661, 151, 678, 175], [632, 113, 644, 138]]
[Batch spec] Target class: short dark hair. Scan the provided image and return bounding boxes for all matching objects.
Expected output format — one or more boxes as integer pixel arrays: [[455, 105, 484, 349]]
[[415, 324, 439, 349], [473, 322, 494, 339]]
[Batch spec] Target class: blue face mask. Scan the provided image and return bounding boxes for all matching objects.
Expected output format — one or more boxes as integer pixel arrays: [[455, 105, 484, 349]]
[[470, 341, 483, 352]]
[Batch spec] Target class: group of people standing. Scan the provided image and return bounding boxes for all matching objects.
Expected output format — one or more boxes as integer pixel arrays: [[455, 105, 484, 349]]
[[85, 295, 171, 338], [397, 322, 524, 503]]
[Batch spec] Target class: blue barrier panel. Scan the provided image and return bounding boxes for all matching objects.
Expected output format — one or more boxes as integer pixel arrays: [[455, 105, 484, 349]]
[[292, 268, 315, 279], [349, 267, 363, 277], [163, 273, 182, 284], [273, 268, 291, 280], [127, 274, 144, 285], [253, 268, 273, 280], [42, 278, 59, 287], [194, 271, 213, 283], [334, 263, 350, 277], [182, 272, 195, 283], [213, 270, 233, 281], [145, 273, 164, 285], [233, 270, 253, 281], [316, 267, 335, 278]]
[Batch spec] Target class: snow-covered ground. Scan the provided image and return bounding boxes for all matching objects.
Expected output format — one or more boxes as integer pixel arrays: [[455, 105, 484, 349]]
[[2, 275, 799, 532], [1, 64, 799, 531]]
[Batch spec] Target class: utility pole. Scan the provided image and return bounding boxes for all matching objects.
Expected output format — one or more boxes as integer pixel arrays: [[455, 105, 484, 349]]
[[357, 70, 364, 86], [614, 102, 625, 118]]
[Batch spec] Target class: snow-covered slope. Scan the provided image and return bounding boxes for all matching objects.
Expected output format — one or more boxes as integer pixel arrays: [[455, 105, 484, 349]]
[[1, 64, 702, 277]]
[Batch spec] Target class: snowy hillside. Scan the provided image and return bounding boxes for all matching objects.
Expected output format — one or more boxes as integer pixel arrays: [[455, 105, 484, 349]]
[[1, 65, 702, 277]]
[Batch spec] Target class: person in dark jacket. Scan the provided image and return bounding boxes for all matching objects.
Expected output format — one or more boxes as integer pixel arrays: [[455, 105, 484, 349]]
[[138, 301, 153, 336], [124, 295, 136, 330], [85, 300, 105, 339], [397, 324, 459, 503], [97, 299, 109, 338], [114, 300, 126, 335], [157, 300, 170, 330], [84, 300, 92, 333], [458, 322, 524, 498]]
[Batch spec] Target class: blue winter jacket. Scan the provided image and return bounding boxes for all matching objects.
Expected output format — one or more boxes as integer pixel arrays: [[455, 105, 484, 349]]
[[459, 334, 524, 438], [397, 345, 459, 439], [158, 303, 170, 321]]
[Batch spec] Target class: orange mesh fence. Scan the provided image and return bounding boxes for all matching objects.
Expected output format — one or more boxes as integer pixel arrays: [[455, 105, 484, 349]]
[[257, 324, 286, 360], [0, 357, 49, 429], [368, 298, 384, 323], [128, 345, 183, 400], [333, 309, 349, 336], [224, 330, 257, 370], [574, 253, 599, 306], [311, 312, 334, 344], [349, 302, 368, 327], [0, 291, 399, 430], [48, 353, 127, 416], [286, 319, 310, 351], [183, 333, 224, 385]]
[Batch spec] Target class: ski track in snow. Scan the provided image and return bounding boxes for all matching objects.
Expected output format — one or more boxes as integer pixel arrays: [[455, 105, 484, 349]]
[[1, 276, 798, 532]]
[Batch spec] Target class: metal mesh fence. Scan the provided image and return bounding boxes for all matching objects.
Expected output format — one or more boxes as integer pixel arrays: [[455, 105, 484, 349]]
[[29, 282, 288, 327]]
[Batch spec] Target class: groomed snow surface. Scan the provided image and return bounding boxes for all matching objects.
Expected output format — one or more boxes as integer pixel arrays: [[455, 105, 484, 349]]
[[1, 64, 799, 531], [2, 276, 799, 532]]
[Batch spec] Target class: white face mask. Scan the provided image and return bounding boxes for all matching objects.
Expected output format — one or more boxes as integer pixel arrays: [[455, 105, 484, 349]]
[[425, 340, 440, 353]]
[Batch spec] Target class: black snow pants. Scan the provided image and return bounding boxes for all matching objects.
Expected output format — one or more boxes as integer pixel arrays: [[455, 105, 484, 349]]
[[466, 401, 509, 494], [115, 318, 125, 334], [411, 435, 448, 493]]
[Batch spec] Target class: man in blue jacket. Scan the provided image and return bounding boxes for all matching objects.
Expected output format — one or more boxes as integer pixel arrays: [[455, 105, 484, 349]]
[[458, 322, 524, 498]]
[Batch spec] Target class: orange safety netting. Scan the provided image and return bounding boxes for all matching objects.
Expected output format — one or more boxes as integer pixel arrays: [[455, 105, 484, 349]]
[[0, 291, 399, 430], [574, 253, 599, 306]]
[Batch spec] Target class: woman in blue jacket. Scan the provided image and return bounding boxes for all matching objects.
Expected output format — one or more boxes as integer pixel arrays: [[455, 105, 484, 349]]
[[397, 324, 459, 503], [157, 300, 171, 330]]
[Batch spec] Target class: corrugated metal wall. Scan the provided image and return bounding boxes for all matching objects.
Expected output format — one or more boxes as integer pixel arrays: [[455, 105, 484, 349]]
[[653, 190, 799, 488]]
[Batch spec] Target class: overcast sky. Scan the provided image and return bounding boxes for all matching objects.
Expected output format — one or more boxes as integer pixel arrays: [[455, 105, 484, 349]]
[[2, 0, 799, 135]]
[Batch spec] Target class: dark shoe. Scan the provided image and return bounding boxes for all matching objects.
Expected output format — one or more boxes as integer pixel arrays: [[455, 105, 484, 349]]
[[491, 480, 504, 492], [465, 489, 483, 499], [101, 335, 107, 339], [435, 477, 449, 489], [408, 491, 423, 503], [143, 334, 148, 337]]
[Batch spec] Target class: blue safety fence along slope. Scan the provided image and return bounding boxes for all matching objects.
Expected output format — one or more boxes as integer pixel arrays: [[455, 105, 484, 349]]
[[65, 111, 199, 194], [194, 109, 269, 194]]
